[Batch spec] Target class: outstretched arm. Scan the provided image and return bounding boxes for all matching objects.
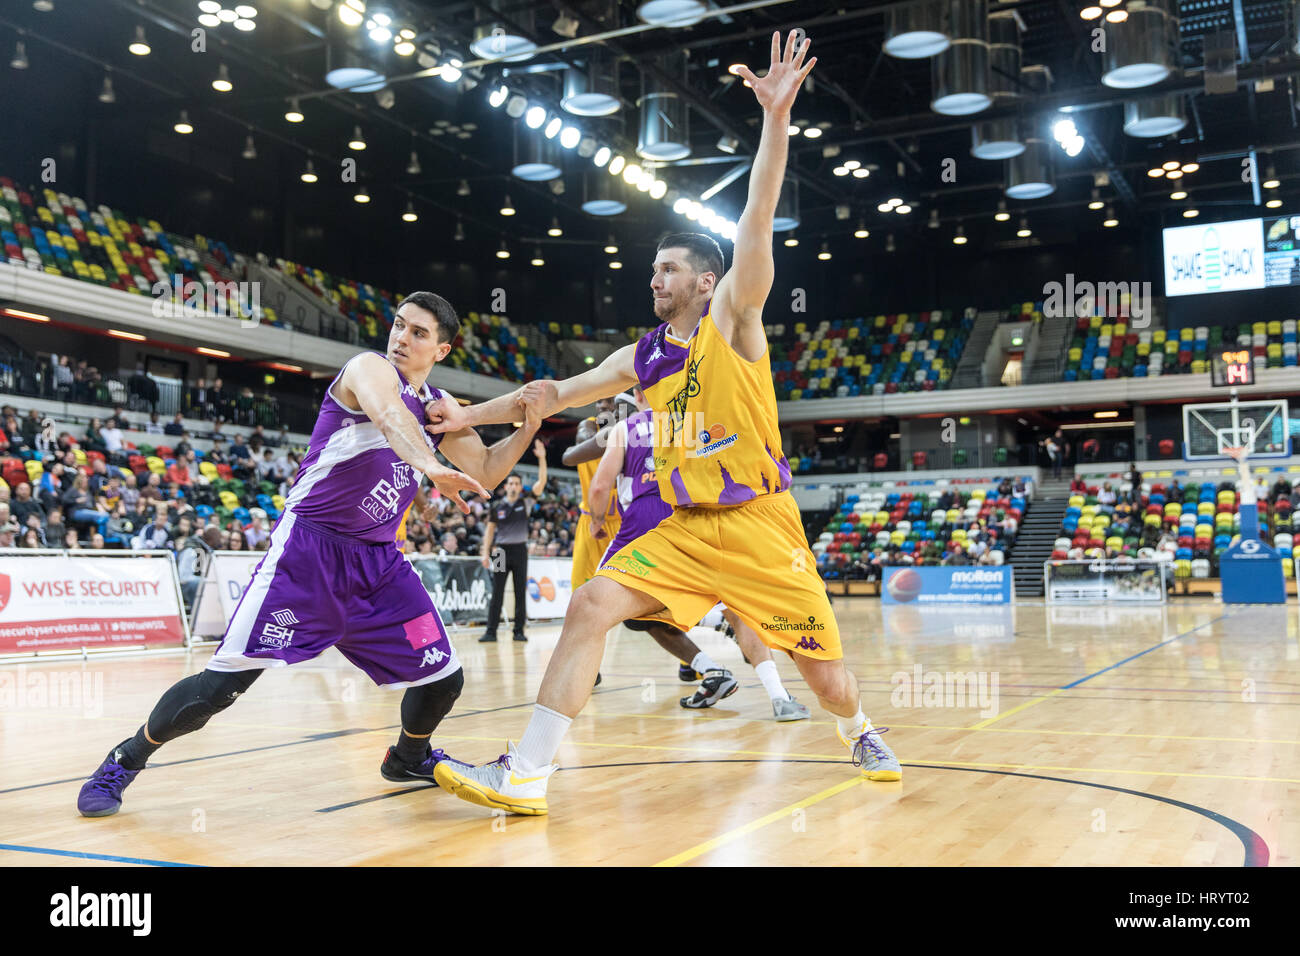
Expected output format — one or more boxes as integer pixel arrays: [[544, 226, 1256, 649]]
[[336, 353, 489, 513], [716, 31, 817, 360], [426, 345, 638, 433], [586, 424, 627, 538], [435, 390, 544, 492], [531, 438, 548, 496], [561, 422, 616, 466]]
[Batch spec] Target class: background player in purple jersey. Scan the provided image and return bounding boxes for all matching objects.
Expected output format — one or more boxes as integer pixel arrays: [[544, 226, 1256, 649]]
[[77, 291, 544, 817], [585, 388, 809, 719]]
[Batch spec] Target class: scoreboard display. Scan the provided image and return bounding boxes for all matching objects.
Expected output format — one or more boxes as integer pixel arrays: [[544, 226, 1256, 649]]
[[1210, 349, 1255, 387]]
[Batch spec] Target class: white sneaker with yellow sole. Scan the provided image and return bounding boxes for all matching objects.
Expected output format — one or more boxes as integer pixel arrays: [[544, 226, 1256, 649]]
[[433, 741, 557, 815]]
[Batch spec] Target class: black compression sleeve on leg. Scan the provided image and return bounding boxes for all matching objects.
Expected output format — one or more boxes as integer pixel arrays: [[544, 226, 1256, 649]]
[[149, 670, 261, 742], [396, 667, 465, 762], [119, 669, 260, 769]]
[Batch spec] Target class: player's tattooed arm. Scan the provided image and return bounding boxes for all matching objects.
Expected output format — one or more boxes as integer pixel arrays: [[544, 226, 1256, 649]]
[[585, 422, 626, 538], [340, 353, 488, 513]]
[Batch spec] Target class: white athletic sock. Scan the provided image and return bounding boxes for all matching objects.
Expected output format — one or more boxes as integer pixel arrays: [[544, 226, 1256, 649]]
[[753, 660, 790, 701], [836, 706, 872, 741], [691, 651, 721, 674], [516, 704, 571, 770]]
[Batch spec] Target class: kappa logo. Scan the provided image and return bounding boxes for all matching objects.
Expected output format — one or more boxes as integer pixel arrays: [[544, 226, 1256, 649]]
[[0, 572, 9, 613], [794, 634, 826, 652], [421, 647, 448, 667], [270, 608, 299, 627]]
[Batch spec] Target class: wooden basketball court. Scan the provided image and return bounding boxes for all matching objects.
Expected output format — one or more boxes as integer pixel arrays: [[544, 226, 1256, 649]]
[[1, 599, 1294, 866]]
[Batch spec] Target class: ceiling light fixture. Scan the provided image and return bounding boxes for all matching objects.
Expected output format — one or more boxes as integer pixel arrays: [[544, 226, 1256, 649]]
[[129, 24, 151, 55]]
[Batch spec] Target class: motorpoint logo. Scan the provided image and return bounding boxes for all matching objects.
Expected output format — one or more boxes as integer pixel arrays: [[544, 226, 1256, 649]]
[[697, 423, 726, 445]]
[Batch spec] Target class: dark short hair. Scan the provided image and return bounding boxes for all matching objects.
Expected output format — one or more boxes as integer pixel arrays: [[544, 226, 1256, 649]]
[[506, 473, 522, 483], [657, 233, 724, 280], [398, 291, 460, 345]]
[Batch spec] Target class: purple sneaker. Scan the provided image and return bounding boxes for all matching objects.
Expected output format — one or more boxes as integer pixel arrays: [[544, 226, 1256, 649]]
[[381, 746, 472, 786], [77, 747, 141, 817]]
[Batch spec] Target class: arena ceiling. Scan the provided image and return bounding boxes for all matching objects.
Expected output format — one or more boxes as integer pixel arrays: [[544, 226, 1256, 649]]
[[3, 0, 1297, 260]]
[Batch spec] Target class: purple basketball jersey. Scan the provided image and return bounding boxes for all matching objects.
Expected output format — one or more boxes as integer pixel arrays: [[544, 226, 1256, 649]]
[[603, 410, 672, 562], [284, 353, 443, 544]]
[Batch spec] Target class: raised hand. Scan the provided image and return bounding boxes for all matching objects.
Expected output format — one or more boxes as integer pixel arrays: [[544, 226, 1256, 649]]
[[424, 463, 489, 514], [731, 30, 817, 116], [532, 437, 546, 459]]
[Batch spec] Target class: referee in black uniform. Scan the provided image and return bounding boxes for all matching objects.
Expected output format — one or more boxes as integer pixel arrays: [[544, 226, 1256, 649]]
[[480, 441, 546, 642]]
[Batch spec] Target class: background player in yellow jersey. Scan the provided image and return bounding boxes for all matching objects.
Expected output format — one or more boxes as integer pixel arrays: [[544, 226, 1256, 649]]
[[426, 31, 900, 815]]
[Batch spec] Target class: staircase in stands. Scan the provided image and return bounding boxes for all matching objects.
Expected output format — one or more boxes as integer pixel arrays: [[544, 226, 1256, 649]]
[[1010, 476, 1074, 597]]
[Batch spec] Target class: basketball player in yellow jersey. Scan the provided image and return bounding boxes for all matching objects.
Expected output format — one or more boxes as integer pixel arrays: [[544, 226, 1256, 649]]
[[562, 398, 622, 588], [426, 31, 900, 815]]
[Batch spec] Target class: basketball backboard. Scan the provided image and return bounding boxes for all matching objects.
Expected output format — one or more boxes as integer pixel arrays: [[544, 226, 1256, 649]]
[[1181, 399, 1290, 460]]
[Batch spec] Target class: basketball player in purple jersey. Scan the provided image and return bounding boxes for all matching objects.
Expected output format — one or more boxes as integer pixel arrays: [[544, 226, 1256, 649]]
[[586, 389, 808, 718], [77, 292, 544, 816]]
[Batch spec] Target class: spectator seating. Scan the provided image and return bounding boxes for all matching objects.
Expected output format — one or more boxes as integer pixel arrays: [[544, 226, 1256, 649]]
[[1060, 465, 1300, 579], [767, 311, 975, 400], [1063, 320, 1300, 382], [0, 179, 269, 328], [810, 477, 1029, 578], [0, 174, 563, 385]]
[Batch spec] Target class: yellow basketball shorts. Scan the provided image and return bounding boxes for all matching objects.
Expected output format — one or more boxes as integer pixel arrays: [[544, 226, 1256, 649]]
[[572, 513, 622, 588], [594, 492, 841, 661]]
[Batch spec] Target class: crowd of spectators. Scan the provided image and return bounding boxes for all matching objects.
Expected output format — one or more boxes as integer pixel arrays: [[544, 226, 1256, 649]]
[[3, 399, 587, 565], [400, 480, 583, 559], [0, 401, 300, 553]]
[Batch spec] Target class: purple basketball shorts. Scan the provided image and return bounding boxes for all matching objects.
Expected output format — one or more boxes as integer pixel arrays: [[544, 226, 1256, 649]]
[[206, 512, 459, 687]]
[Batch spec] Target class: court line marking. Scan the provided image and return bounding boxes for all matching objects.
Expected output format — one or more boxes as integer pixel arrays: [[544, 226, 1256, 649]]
[[563, 710, 1300, 745], [353, 734, 1300, 785], [969, 612, 1231, 729], [0, 684, 646, 796], [0, 842, 200, 867], [619, 760, 1268, 868], [652, 777, 865, 867]]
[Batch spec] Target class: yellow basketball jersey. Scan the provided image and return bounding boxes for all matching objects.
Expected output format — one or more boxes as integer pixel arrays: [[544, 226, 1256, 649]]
[[635, 302, 790, 508], [578, 457, 619, 519], [395, 502, 413, 551]]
